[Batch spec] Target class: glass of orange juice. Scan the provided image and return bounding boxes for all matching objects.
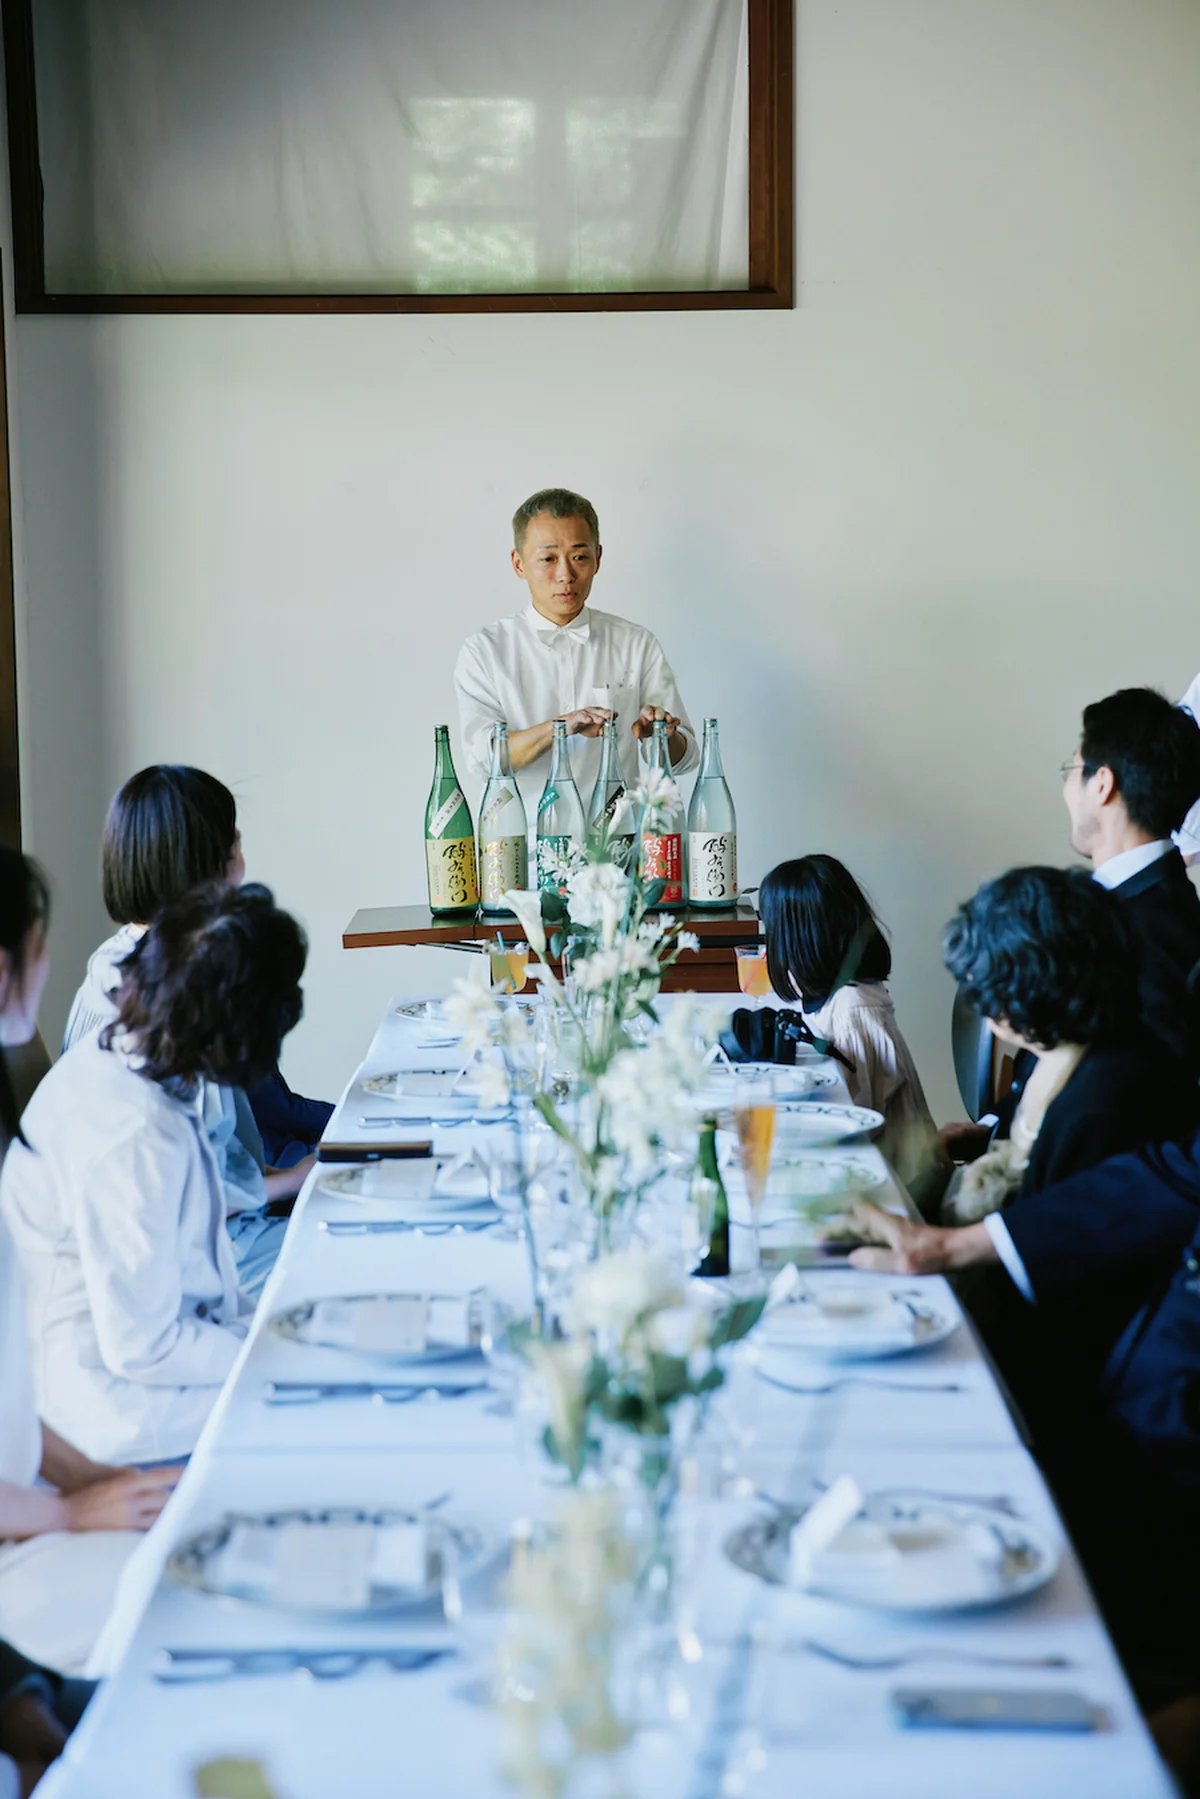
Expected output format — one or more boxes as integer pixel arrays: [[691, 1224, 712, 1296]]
[[734, 1067, 776, 1273], [735, 943, 771, 1008], [490, 939, 530, 994]]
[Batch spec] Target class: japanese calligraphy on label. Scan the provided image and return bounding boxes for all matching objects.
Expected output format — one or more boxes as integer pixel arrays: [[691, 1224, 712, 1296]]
[[688, 831, 737, 904], [426, 837, 479, 910], [429, 788, 466, 839]]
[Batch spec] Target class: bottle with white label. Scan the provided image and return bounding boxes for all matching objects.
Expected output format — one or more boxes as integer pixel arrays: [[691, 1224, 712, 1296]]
[[640, 717, 684, 908], [686, 716, 737, 907], [424, 725, 479, 916], [536, 717, 585, 894], [587, 716, 634, 866], [478, 721, 528, 912]]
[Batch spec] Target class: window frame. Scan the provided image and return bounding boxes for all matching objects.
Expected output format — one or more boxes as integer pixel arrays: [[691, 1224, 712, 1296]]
[[2, 0, 793, 314]]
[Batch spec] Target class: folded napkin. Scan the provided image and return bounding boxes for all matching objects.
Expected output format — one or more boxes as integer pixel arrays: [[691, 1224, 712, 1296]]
[[215, 1518, 428, 1610], [309, 1294, 476, 1355], [761, 1284, 915, 1349], [789, 1478, 1003, 1605]]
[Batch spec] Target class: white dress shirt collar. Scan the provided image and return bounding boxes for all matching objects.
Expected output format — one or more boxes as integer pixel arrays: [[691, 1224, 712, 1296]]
[[523, 601, 591, 645], [1091, 839, 1174, 891]]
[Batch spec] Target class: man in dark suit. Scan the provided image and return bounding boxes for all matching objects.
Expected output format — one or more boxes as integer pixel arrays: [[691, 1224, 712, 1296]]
[[1062, 686, 1200, 1068], [942, 685, 1200, 1165]]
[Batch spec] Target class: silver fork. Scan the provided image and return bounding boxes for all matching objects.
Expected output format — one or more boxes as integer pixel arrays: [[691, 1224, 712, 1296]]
[[753, 1483, 1024, 1520], [796, 1637, 1073, 1672], [756, 1370, 964, 1396]]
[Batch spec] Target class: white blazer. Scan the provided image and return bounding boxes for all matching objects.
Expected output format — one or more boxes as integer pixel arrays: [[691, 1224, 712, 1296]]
[[0, 1035, 251, 1465]]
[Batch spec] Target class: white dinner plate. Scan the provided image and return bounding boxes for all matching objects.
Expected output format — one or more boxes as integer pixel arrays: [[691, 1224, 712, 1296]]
[[360, 1070, 473, 1100], [773, 1102, 884, 1145], [756, 1281, 958, 1361], [316, 1162, 493, 1212], [769, 1152, 886, 1202], [270, 1291, 485, 1363], [168, 1506, 493, 1617], [695, 1063, 836, 1111], [725, 1495, 1057, 1613]]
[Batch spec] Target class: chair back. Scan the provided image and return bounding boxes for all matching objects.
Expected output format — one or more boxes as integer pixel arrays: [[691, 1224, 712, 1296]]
[[951, 985, 993, 1121]]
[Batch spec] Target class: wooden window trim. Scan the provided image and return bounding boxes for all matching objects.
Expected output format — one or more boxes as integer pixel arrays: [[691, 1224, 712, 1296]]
[[2, 0, 792, 314]]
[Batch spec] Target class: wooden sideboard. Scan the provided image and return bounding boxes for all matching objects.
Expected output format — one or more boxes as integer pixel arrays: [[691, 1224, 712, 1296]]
[[342, 902, 762, 993]]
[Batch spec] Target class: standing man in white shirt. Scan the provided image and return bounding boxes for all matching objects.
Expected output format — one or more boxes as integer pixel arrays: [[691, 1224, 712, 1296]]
[[453, 488, 698, 808]]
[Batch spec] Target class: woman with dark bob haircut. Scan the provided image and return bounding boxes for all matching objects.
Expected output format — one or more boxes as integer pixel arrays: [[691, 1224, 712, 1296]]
[[940, 866, 1200, 1222], [0, 884, 307, 1466], [64, 763, 332, 1165], [758, 855, 937, 1193], [61, 765, 332, 1297]]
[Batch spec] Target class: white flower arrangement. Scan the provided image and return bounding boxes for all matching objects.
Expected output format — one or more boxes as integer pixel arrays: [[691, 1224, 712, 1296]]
[[445, 768, 715, 1248]]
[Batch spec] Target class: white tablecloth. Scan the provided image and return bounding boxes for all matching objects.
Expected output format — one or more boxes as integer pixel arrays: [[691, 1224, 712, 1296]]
[[42, 994, 1175, 1799]]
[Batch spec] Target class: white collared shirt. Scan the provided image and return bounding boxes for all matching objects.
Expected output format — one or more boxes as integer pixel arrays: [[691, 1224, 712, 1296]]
[[1091, 838, 1174, 891], [1176, 671, 1200, 861], [454, 603, 698, 808], [0, 1035, 252, 1465]]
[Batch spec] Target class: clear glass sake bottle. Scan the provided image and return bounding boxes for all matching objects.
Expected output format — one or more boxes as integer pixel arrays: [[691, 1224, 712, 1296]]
[[536, 717, 585, 894], [478, 721, 528, 912], [587, 716, 634, 865], [639, 716, 684, 908], [424, 725, 479, 916], [691, 1115, 730, 1277], [686, 716, 738, 908]]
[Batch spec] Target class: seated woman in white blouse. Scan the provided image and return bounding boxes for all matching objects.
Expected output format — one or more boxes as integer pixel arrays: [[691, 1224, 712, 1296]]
[[2, 880, 307, 1470], [0, 847, 179, 1689], [759, 855, 939, 1201]]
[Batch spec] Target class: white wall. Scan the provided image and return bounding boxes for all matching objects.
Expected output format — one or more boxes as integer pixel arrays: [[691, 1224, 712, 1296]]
[[10, 0, 1200, 1119]]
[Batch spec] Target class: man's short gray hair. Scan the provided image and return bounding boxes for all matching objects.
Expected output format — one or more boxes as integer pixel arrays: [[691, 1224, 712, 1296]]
[[512, 488, 600, 553]]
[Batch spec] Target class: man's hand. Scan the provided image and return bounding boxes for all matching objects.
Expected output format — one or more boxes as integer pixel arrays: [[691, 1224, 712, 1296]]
[[846, 1204, 997, 1276], [631, 705, 680, 742], [938, 1121, 992, 1168], [562, 707, 613, 739], [63, 1465, 182, 1532]]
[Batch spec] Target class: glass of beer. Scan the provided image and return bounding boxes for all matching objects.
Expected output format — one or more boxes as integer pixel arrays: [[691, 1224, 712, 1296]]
[[734, 1067, 776, 1274], [735, 943, 771, 1007], [490, 939, 530, 994]]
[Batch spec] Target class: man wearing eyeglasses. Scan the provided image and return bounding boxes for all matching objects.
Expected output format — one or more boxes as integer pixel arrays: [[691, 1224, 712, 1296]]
[[453, 487, 697, 810], [1059, 686, 1200, 1067]]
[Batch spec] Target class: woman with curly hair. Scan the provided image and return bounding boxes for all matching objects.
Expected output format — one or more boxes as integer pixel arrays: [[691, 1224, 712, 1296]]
[[941, 866, 1200, 1223], [1, 883, 306, 1467]]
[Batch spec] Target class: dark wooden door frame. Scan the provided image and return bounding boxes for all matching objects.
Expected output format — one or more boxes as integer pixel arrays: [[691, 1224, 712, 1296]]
[[2, 0, 792, 314], [0, 254, 18, 848]]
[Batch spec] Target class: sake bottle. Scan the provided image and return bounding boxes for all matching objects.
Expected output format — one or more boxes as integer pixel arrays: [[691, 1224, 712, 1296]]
[[478, 721, 528, 912], [536, 718, 585, 894], [691, 1116, 730, 1277], [686, 717, 738, 908], [424, 725, 479, 916], [639, 717, 684, 907], [587, 716, 634, 865]]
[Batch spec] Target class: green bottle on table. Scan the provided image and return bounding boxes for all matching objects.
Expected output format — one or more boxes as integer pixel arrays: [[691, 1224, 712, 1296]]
[[687, 716, 738, 908], [424, 725, 479, 916], [536, 717, 585, 894], [478, 721, 528, 912], [691, 1115, 730, 1277]]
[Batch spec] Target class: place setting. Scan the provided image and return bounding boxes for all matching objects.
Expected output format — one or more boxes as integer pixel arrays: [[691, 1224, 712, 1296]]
[[311, 1151, 504, 1236]]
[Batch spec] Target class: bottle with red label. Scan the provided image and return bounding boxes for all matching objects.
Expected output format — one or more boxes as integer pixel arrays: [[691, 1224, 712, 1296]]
[[639, 716, 684, 908]]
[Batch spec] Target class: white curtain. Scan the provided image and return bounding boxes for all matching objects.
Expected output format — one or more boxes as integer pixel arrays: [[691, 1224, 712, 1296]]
[[32, 0, 749, 295]]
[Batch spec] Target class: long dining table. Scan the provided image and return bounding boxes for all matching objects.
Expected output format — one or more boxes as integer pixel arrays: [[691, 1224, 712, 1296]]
[[40, 991, 1175, 1799]]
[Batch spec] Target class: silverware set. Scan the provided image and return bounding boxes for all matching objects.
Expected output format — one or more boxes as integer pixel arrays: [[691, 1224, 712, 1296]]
[[262, 1380, 485, 1405], [154, 1645, 456, 1683], [356, 1113, 513, 1130], [318, 1218, 498, 1237]]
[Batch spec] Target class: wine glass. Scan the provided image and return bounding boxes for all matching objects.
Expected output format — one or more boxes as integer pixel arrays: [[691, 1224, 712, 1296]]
[[734, 1067, 776, 1275], [734, 944, 771, 1009], [489, 938, 530, 994]]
